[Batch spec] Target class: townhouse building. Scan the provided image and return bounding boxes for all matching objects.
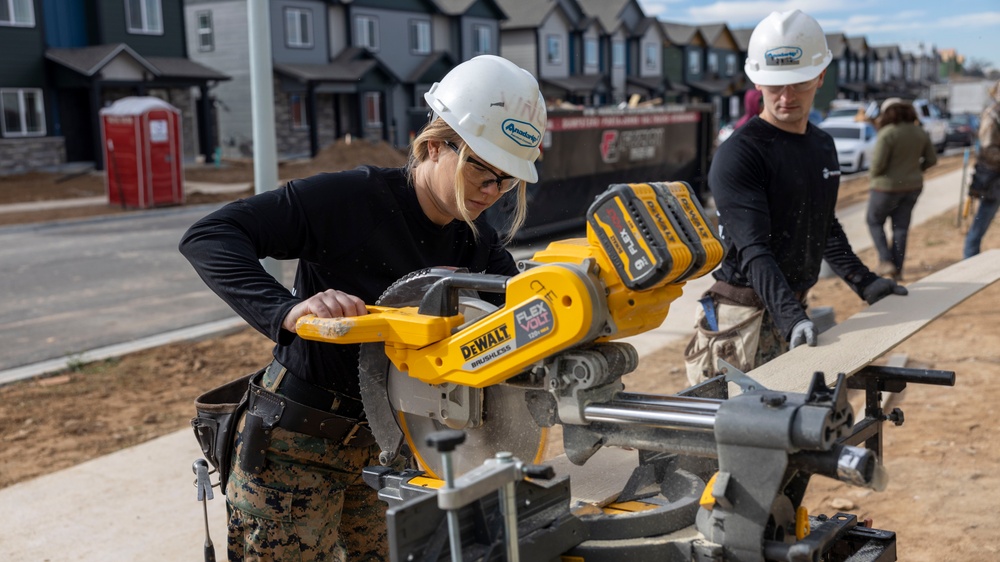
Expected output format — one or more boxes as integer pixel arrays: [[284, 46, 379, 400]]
[[0, 0, 227, 173]]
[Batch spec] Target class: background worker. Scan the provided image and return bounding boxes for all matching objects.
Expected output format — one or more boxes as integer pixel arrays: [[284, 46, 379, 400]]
[[963, 80, 1000, 258], [866, 98, 937, 280], [180, 55, 546, 561], [685, 10, 906, 384]]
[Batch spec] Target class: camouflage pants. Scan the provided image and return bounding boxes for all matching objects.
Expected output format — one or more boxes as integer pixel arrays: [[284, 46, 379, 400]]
[[225, 369, 394, 561]]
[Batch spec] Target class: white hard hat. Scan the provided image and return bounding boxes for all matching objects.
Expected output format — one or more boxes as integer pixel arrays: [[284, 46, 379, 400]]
[[744, 10, 832, 86], [424, 55, 546, 183]]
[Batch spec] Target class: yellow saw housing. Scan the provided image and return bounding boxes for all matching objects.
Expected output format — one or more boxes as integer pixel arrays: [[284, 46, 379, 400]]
[[296, 181, 723, 387]]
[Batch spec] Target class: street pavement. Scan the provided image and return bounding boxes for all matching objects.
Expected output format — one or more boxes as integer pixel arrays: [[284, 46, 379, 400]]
[[0, 167, 968, 560]]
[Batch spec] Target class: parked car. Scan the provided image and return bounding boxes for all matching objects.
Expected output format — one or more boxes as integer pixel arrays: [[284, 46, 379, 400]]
[[945, 113, 980, 147], [819, 120, 877, 174], [912, 99, 948, 153]]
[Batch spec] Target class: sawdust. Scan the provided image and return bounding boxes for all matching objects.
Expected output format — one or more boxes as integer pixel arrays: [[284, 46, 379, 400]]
[[1, 151, 997, 560]]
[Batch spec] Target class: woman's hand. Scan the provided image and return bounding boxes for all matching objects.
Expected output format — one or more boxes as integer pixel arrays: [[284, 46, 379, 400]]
[[283, 289, 368, 332]]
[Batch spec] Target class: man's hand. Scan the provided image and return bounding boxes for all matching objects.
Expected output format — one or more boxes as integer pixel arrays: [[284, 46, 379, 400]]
[[789, 319, 817, 349], [282, 289, 368, 333], [862, 277, 908, 305]]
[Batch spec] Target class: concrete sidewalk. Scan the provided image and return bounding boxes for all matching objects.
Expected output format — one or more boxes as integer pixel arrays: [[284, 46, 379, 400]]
[[0, 168, 966, 561]]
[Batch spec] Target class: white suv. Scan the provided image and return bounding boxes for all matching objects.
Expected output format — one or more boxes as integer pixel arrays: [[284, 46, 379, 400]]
[[913, 99, 947, 153]]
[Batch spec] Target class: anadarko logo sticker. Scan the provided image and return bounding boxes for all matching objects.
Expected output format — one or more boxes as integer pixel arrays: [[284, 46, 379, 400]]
[[765, 46, 803, 67], [502, 119, 541, 147]]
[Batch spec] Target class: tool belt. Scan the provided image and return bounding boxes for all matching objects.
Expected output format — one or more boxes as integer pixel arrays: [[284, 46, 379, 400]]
[[191, 369, 258, 493], [238, 360, 375, 476]]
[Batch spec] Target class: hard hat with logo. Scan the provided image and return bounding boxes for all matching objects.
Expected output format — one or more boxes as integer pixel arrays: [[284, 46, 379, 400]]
[[744, 10, 832, 86], [424, 55, 546, 183]]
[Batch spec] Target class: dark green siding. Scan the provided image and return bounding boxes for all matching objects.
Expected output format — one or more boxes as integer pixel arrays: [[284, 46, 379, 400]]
[[353, 0, 429, 11], [0, 0, 46, 86], [95, 0, 186, 57]]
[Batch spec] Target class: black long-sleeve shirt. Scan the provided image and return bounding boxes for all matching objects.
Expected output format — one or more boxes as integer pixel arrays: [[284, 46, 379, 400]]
[[709, 117, 874, 340], [179, 166, 518, 397]]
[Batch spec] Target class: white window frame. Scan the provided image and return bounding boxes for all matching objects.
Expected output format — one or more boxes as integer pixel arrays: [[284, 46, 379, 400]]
[[0, 88, 45, 138], [0, 0, 34, 27], [612, 41, 625, 68], [644, 43, 657, 70], [285, 7, 313, 48], [196, 10, 213, 52], [546, 35, 562, 64], [125, 0, 163, 35], [707, 52, 718, 74], [688, 50, 701, 74], [410, 19, 431, 54], [472, 24, 491, 55], [725, 53, 736, 76], [363, 92, 382, 128], [290, 94, 308, 130], [585, 38, 598, 67], [354, 15, 379, 51]]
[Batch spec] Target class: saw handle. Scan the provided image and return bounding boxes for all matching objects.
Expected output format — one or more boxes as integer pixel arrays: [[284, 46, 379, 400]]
[[416, 272, 508, 316], [295, 305, 463, 346]]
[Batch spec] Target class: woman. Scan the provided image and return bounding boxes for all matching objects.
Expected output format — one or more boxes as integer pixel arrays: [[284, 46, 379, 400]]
[[180, 55, 546, 561], [866, 98, 937, 280]]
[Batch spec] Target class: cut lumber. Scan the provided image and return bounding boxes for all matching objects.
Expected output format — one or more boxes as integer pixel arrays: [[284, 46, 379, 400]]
[[743, 249, 1000, 394]]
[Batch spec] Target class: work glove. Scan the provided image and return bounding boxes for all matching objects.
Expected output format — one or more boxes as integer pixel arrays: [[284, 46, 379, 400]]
[[789, 319, 817, 349], [862, 277, 908, 305]]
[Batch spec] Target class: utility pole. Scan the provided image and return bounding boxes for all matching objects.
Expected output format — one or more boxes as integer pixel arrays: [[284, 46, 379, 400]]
[[247, 0, 283, 281]]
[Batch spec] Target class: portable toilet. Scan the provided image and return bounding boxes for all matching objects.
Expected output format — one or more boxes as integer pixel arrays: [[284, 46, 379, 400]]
[[100, 97, 184, 208]]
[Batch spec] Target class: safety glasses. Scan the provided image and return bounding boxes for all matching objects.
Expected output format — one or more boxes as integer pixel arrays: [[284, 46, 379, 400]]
[[444, 141, 517, 194], [760, 76, 821, 94]]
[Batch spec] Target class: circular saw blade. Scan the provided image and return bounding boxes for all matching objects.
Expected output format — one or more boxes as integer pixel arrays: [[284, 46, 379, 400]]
[[394, 370, 548, 479], [358, 268, 546, 475]]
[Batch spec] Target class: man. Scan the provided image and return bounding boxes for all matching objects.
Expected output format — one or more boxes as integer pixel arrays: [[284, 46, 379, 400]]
[[685, 10, 906, 384], [963, 80, 1000, 258]]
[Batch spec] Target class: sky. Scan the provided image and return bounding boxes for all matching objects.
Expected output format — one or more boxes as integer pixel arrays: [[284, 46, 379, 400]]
[[635, 0, 1000, 72]]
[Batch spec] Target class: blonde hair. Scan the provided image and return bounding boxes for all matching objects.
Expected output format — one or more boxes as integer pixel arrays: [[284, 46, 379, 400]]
[[406, 117, 528, 244]]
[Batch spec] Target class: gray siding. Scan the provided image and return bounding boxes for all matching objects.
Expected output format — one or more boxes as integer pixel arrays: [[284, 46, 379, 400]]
[[537, 9, 570, 79], [347, 6, 433, 80], [638, 27, 661, 78], [271, 0, 328, 65], [500, 29, 537, 76], [328, 5, 347, 57], [96, 0, 187, 57], [461, 17, 498, 58], [185, 0, 253, 158]]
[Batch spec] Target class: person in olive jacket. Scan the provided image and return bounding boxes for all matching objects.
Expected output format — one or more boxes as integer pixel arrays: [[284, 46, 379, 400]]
[[866, 98, 937, 280]]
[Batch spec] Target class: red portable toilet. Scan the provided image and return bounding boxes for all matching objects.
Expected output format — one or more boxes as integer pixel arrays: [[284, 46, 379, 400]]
[[100, 97, 184, 208]]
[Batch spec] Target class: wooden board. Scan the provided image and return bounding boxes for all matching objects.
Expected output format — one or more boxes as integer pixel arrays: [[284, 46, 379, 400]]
[[744, 249, 1000, 394]]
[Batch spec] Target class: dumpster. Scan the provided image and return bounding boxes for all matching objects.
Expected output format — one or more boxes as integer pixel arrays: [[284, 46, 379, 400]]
[[100, 97, 184, 208]]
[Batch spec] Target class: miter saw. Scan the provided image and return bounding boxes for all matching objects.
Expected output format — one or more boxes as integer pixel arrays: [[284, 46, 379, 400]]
[[296, 181, 944, 561]]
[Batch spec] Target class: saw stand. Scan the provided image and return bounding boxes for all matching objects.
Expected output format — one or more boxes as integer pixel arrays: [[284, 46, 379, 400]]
[[362, 365, 953, 562]]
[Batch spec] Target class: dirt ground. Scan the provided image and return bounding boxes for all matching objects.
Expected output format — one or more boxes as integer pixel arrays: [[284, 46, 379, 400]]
[[2, 150, 998, 560]]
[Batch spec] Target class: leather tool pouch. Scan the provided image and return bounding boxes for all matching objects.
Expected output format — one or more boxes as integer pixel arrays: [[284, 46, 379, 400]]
[[238, 381, 286, 475], [191, 369, 260, 492]]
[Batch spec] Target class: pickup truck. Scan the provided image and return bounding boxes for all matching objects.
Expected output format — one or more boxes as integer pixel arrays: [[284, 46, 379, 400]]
[[913, 99, 948, 153]]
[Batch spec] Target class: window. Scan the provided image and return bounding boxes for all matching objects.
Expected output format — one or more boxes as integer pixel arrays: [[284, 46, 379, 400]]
[[0, 0, 34, 26], [688, 50, 700, 74], [126, 0, 162, 34], [707, 52, 718, 73], [290, 94, 307, 130], [355, 15, 378, 51], [410, 20, 430, 54], [585, 39, 598, 67], [196, 11, 213, 52], [725, 54, 736, 75], [839, 60, 847, 80], [473, 25, 491, 55], [363, 92, 382, 128], [645, 43, 657, 69], [285, 7, 312, 48], [1, 89, 45, 137], [612, 41, 624, 67], [546, 35, 561, 64]]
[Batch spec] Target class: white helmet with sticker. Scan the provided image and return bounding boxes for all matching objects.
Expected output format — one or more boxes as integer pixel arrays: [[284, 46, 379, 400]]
[[424, 55, 546, 183], [744, 10, 832, 86]]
